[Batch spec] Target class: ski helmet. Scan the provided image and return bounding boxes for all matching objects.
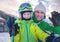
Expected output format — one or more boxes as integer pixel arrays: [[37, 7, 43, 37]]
[[18, 3, 32, 13]]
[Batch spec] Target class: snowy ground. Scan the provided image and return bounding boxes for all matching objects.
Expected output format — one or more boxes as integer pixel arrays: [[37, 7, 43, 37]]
[[0, 32, 10, 42]]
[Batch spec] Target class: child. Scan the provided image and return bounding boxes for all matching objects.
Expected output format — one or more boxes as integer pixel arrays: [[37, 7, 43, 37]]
[[14, 2, 49, 42]]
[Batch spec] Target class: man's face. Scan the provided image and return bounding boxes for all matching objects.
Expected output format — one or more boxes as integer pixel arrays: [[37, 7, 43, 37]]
[[23, 12, 31, 19], [34, 10, 45, 21]]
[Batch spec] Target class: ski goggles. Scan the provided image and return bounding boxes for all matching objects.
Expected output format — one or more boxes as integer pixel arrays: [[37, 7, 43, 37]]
[[19, 3, 32, 11]]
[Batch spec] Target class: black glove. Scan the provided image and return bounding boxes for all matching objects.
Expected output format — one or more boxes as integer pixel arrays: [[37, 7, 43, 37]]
[[46, 36, 60, 42], [53, 37, 60, 42], [13, 23, 19, 36], [49, 11, 60, 26], [46, 32, 60, 42], [6, 16, 18, 36], [46, 33, 55, 42]]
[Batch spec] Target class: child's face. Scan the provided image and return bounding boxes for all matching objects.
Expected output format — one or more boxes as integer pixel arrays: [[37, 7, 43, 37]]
[[34, 10, 45, 21], [23, 12, 31, 19]]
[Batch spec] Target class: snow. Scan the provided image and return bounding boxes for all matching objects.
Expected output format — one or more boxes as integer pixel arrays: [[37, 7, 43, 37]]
[[0, 32, 10, 42]]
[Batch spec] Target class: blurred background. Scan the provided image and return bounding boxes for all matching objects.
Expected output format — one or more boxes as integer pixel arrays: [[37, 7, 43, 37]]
[[0, 0, 60, 20]]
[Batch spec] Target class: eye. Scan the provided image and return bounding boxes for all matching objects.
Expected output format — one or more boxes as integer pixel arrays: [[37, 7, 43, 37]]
[[23, 14, 26, 15], [41, 12, 44, 14], [35, 11, 39, 13], [27, 14, 29, 15]]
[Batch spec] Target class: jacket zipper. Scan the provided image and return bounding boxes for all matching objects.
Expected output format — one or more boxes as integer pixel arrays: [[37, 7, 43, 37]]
[[26, 23, 29, 42]]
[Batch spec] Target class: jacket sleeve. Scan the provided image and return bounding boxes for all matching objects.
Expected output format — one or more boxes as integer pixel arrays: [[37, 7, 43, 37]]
[[43, 22, 54, 33], [53, 26, 60, 35], [34, 24, 50, 42], [44, 22, 60, 36]]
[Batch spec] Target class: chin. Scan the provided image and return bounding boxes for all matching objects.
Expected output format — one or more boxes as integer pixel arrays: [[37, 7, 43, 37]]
[[37, 18, 41, 20]]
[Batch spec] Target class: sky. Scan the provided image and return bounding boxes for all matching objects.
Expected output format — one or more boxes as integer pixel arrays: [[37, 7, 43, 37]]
[[0, 0, 60, 18]]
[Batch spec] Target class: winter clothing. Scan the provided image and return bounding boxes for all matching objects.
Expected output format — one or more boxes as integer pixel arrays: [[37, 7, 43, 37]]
[[34, 2, 46, 14], [18, 2, 32, 20], [32, 12, 60, 35], [46, 34, 60, 42], [6, 16, 19, 42], [14, 20, 49, 42], [14, 2, 50, 42], [18, 3, 32, 13], [33, 2, 60, 36], [49, 11, 60, 26], [6, 16, 18, 36]]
